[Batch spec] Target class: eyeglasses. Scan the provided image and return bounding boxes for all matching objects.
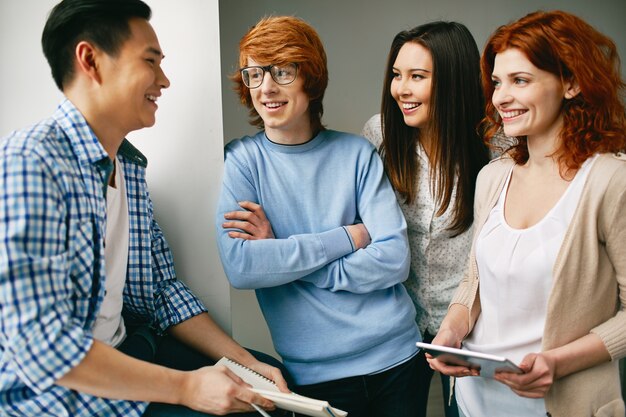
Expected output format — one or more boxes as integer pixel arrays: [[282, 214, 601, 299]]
[[240, 63, 298, 89]]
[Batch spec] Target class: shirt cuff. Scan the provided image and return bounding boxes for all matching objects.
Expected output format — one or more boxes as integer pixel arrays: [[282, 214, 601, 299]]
[[154, 280, 208, 334]]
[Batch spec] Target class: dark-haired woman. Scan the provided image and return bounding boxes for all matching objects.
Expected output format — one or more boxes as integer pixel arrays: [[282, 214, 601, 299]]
[[361, 21, 489, 417]]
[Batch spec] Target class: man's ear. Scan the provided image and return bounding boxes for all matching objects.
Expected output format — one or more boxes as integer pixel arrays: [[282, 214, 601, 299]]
[[564, 79, 581, 100], [75, 41, 102, 84]]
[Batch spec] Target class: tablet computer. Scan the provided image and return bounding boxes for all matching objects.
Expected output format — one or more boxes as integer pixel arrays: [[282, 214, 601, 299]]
[[416, 342, 523, 377]]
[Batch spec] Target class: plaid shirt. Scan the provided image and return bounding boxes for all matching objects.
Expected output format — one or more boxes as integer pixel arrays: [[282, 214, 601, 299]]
[[0, 99, 207, 416]]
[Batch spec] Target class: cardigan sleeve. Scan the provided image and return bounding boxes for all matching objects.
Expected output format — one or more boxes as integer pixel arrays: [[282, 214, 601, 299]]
[[590, 162, 626, 360]]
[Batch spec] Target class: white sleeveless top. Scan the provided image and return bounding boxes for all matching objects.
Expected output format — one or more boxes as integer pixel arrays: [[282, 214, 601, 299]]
[[456, 155, 597, 416], [93, 158, 129, 347]]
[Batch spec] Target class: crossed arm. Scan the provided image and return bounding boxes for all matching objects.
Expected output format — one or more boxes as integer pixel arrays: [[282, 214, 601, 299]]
[[216, 147, 410, 293], [223, 200, 371, 249]]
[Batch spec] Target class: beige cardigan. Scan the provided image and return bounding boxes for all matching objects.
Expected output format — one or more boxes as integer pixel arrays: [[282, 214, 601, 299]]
[[451, 153, 626, 416]]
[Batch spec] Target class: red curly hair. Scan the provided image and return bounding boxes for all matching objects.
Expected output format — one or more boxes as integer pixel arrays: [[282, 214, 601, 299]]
[[231, 16, 328, 133], [481, 10, 626, 169]]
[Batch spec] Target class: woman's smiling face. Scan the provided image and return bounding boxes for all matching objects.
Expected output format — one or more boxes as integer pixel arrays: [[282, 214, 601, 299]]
[[491, 48, 568, 141], [390, 42, 433, 130]]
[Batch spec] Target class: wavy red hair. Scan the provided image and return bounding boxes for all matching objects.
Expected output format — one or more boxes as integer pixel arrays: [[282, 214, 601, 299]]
[[231, 16, 328, 132], [481, 10, 626, 169]]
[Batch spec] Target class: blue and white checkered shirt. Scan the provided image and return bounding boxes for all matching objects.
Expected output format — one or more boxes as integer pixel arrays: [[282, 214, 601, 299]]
[[0, 99, 207, 416]]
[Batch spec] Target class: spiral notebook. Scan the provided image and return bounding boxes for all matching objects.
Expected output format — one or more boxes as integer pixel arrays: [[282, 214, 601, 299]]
[[216, 357, 348, 417]]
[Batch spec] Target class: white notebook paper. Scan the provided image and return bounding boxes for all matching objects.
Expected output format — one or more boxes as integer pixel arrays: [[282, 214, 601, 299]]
[[216, 357, 348, 417]]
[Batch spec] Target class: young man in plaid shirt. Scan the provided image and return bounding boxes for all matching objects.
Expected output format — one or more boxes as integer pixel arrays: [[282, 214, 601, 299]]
[[0, 1, 288, 416]]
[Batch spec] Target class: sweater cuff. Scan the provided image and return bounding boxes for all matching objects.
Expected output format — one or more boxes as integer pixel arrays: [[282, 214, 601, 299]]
[[317, 227, 355, 261], [342, 226, 356, 251], [591, 311, 626, 360], [450, 282, 475, 310]]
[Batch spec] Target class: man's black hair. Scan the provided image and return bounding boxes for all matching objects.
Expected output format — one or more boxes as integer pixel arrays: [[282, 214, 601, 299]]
[[42, 0, 151, 90]]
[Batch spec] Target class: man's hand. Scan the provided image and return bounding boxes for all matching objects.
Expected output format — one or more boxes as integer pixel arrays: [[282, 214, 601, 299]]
[[168, 314, 290, 412], [223, 201, 275, 240], [246, 359, 290, 393], [179, 365, 276, 414], [56, 340, 277, 414]]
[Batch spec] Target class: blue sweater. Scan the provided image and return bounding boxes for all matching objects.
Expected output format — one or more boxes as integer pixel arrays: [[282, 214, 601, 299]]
[[216, 130, 420, 385]]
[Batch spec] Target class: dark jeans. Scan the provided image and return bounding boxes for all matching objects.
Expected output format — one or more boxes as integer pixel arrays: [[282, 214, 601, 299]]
[[415, 332, 459, 417], [117, 325, 292, 417], [294, 354, 421, 417]]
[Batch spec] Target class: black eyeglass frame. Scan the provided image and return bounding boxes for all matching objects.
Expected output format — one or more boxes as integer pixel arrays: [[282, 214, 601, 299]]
[[240, 63, 299, 89]]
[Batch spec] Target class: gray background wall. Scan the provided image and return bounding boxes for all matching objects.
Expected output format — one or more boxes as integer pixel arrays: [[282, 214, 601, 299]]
[[219, 0, 626, 356], [220, 0, 626, 140]]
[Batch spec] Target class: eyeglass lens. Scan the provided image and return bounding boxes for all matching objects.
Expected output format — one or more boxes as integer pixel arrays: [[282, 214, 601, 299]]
[[241, 63, 297, 88]]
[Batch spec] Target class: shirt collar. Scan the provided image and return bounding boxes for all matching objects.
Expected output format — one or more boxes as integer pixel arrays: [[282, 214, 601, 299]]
[[53, 98, 110, 166], [54, 99, 113, 195], [261, 129, 327, 154]]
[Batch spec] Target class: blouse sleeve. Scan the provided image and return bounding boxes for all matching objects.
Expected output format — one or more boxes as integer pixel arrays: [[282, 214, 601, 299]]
[[361, 114, 383, 150]]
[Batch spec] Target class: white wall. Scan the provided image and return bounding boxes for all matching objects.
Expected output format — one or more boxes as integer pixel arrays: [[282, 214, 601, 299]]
[[0, 1, 231, 331], [0, 1, 63, 131], [134, 0, 230, 330]]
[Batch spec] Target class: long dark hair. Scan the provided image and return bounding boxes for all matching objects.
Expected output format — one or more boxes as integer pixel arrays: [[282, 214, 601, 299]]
[[380, 21, 489, 235]]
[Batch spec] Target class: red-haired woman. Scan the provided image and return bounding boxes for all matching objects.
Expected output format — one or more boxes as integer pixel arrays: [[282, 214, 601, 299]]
[[427, 10, 626, 417], [361, 21, 489, 417]]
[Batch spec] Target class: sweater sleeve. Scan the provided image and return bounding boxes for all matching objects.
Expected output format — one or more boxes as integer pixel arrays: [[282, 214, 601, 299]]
[[215, 146, 355, 289], [297, 147, 411, 293], [590, 164, 626, 360]]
